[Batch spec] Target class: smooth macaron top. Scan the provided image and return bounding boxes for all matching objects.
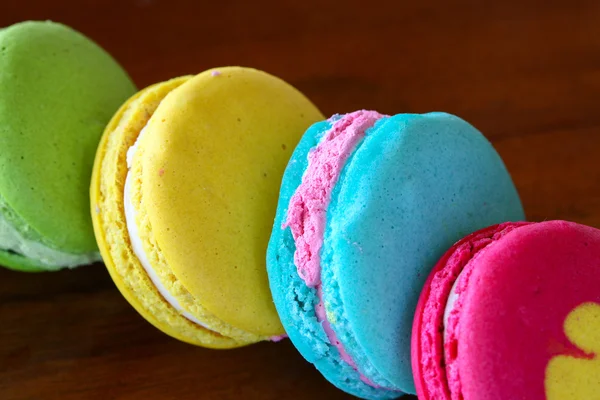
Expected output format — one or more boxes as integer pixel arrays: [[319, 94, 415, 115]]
[[142, 67, 324, 337], [268, 111, 525, 399], [0, 21, 136, 271], [92, 67, 324, 347], [413, 220, 600, 400]]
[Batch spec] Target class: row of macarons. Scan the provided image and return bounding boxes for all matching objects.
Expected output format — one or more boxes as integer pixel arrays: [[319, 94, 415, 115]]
[[1, 21, 598, 400]]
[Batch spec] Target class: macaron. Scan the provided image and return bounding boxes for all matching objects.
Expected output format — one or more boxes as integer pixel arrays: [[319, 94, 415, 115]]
[[0, 21, 136, 272], [412, 220, 600, 400], [91, 67, 324, 348], [266, 111, 525, 399]]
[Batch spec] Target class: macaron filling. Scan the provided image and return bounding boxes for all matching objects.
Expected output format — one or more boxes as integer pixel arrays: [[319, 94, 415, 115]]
[[285, 110, 393, 389], [123, 126, 216, 330], [285, 110, 384, 287], [0, 196, 100, 269], [417, 222, 530, 400]]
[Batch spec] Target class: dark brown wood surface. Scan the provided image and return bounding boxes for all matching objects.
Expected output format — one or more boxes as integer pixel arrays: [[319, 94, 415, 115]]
[[1, 0, 600, 398]]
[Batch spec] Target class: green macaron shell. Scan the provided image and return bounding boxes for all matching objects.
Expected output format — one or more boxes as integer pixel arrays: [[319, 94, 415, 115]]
[[0, 194, 51, 271], [0, 21, 136, 270], [0, 192, 101, 271], [0, 249, 47, 272]]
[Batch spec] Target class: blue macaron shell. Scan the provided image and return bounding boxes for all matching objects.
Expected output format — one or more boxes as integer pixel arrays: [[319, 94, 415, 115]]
[[321, 112, 525, 393], [267, 111, 525, 398], [267, 119, 400, 400]]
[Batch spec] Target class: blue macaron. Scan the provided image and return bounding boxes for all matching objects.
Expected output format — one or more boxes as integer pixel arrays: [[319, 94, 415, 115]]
[[266, 110, 525, 399]]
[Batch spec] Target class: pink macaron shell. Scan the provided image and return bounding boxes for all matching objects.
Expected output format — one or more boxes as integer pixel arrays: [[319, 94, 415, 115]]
[[411, 222, 529, 399], [413, 220, 600, 400], [457, 221, 599, 399]]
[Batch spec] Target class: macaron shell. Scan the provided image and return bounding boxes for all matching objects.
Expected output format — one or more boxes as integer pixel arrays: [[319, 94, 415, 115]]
[[128, 104, 264, 344], [143, 67, 324, 337], [410, 222, 530, 399], [0, 21, 136, 257], [91, 78, 241, 349], [324, 113, 524, 392], [267, 120, 397, 400], [454, 221, 600, 399]]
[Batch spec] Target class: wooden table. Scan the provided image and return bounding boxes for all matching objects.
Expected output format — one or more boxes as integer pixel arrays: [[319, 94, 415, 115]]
[[1, 0, 599, 398]]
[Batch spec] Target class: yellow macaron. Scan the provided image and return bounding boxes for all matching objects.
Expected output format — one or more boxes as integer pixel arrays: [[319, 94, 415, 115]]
[[91, 67, 324, 348]]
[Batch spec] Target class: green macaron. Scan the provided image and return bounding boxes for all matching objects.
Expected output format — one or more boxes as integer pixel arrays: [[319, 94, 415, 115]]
[[0, 21, 136, 272]]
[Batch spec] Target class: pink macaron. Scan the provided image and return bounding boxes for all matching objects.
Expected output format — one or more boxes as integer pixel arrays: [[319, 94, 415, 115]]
[[412, 220, 600, 400]]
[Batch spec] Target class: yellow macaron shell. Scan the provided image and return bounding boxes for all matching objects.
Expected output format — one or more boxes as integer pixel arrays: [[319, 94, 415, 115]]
[[142, 67, 324, 336], [128, 100, 263, 345], [91, 77, 243, 348]]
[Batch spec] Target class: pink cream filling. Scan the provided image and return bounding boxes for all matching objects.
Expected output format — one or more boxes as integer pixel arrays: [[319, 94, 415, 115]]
[[419, 222, 530, 399], [284, 110, 384, 286], [284, 110, 384, 388], [315, 285, 381, 388], [270, 334, 288, 342]]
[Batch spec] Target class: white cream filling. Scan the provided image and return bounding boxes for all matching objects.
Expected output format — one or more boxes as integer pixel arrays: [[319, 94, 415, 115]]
[[443, 270, 463, 342], [0, 199, 101, 269], [124, 129, 208, 328]]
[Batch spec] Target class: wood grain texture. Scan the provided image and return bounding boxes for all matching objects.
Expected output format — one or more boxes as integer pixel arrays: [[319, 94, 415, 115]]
[[1, 0, 600, 398]]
